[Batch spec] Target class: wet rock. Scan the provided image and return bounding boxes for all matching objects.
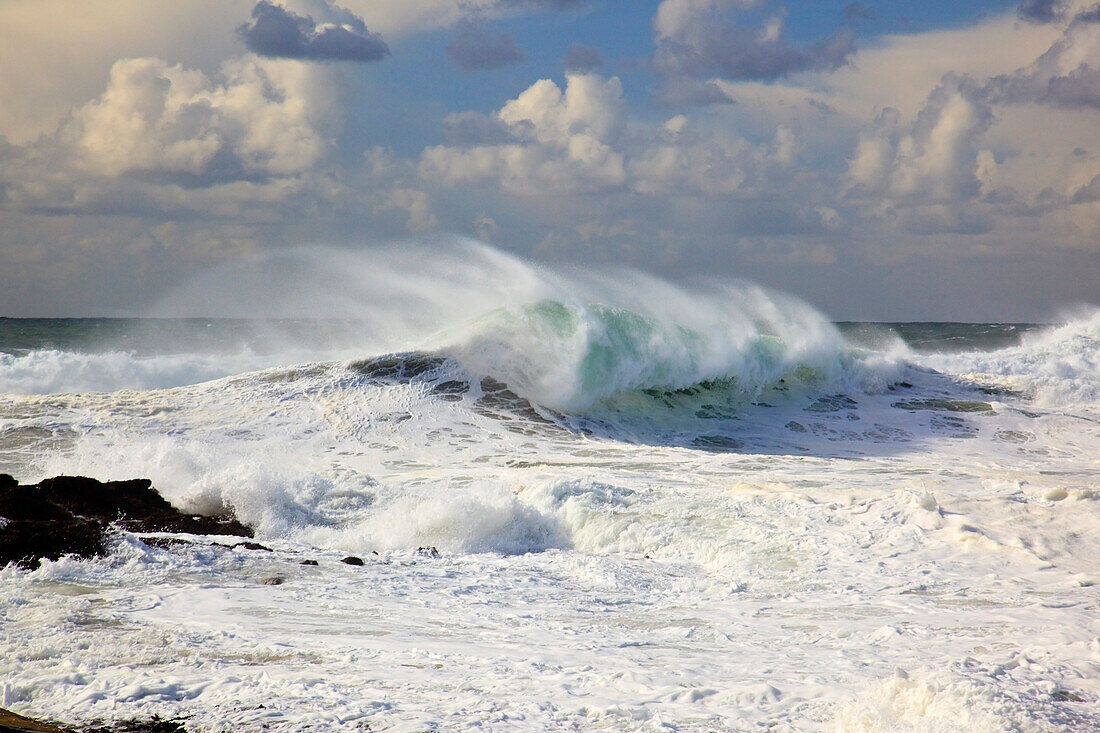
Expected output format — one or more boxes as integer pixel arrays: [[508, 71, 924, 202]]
[[300, 559, 319, 566], [230, 541, 272, 552], [138, 536, 193, 551], [690, 435, 742, 452], [84, 716, 188, 732], [0, 705, 71, 732], [0, 475, 253, 570], [341, 555, 365, 566]]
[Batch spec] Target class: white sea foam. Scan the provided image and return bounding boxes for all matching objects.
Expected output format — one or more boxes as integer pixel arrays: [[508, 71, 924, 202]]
[[1, 251, 1098, 731], [918, 309, 1100, 409], [0, 349, 271, 395]]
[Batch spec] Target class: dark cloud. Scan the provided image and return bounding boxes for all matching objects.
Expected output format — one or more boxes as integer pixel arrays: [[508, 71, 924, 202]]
[[1076, 6, 1100, 22], [654, 10, 855, 84], [562, 43, 603, 72], [653, 78, 732, 107], [1071, 174, 1100, 203], [984, 60, 1100, 110], [979, 20, 1100, 110], [440, 111, 513, 145], [900, 206, 994, 236], [506, 0, 586, 7], [447, 20, 525, 70], [842, 3, 876, 23], [1046, 65, 1100, 108], [666, 27, 854, 80], [1017, 0, 1063, 23], [239, 1, 389, 62]]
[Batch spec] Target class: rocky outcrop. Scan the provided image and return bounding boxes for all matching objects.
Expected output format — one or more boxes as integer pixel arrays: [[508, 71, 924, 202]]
[[0, 475, 252, 570], [0, 707, 188, 733]]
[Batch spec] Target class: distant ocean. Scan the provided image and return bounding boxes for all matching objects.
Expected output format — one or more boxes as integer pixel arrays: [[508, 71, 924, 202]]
[[2, 268, 1098, 729]]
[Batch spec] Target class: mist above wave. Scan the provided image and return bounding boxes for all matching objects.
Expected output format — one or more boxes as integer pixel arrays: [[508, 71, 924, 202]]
[[158, 238, 903, 410]]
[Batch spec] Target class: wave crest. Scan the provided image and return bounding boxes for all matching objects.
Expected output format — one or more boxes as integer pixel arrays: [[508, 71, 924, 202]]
[[438, 292, 896, 411]]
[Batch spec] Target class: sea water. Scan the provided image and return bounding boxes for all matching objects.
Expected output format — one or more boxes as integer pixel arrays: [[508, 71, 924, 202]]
[[1, 244, 1097, 731]]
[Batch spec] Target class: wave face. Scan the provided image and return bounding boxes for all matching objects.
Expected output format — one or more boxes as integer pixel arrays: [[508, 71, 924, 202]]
[[439, 296, 895, 412], [1, 245, 1098, 732]]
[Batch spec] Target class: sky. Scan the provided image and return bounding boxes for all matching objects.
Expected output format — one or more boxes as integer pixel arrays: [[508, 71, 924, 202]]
[[0, 0, 1098, 321]]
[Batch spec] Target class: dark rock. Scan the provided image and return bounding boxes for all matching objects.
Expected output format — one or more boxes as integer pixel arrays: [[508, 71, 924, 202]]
[[417, 546, 440, 558], [300, 559, 319, 565], [341, 555, 365, 566], [690, 435, 742, 452], [0, 705, 72, 732], [139, 537, 192, 551], [0, 474, 17, 490], [0, 475, 254, 570], [231, 541, 272, 552], [0, 512, 106, 570], [84, 716, 188, 732], [34, 476, 253, 537]]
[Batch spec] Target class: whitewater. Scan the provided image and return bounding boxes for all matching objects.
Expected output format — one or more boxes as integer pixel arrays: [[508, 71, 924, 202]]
[[1, 243, 1098, 731]]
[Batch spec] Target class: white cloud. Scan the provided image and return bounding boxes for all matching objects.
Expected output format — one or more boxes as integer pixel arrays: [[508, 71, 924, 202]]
[[0, 0, 251, 144], [846, 78, 992, 205], [824, 13, 1061, 120], [382, 188, 439, 232], [2, 54, 342, 221], [420, 74, 628, 193]]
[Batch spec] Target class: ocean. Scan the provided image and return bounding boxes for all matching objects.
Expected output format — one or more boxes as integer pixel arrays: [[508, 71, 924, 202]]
[[1, 251, 1098, 731]]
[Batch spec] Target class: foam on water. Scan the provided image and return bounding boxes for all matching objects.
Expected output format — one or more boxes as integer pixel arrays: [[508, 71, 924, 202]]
[[918, 309, 1100, 408], [0, 349, 274, 395], [1, 247, 1098, 731]]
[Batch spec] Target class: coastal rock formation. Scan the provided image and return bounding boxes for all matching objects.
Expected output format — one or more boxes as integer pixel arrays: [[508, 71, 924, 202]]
[[0, 706, 188, 732], [0, 474, 252, 570]]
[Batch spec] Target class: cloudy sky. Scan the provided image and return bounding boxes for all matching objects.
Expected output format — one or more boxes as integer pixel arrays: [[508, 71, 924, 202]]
[[1, 0, 1097, 320]]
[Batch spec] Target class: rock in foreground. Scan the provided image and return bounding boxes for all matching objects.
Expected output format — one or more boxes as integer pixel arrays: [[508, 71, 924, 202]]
[[0, 474, 252, 570]]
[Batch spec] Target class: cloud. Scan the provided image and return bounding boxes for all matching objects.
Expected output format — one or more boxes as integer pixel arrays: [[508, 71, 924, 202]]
[[0, 0, 251, 145], [2, 0, 1098, 320], [652, 0, 856, 82], [842, 3, 876, 23], [440, 111, 514, 145], [447, 19, 525, 70], [419, 68, 825, 211], [420, 74, 626, 192], [848, 77, 993, 204], [562, 43, 603, 72], [1018, 0, 1064, 23], [982, 18, 1100, 108], [238, 1, 389, 62], [332, 0, 583, 37], [79, 56, 337, 178], [0, 55, 344, 220], [1071, 173, 1100, 202], [1046, 65, 1100, 107]]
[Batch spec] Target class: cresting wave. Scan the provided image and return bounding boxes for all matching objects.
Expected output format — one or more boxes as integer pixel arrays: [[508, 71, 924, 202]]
[[434, 297, 902, 412], [920, 309, 1100, 407], [0, 241, 907, 402]]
